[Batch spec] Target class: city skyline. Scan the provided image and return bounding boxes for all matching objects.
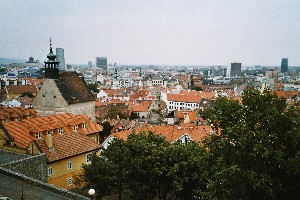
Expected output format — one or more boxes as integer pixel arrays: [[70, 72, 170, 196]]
[[1, 0, 300, 66]]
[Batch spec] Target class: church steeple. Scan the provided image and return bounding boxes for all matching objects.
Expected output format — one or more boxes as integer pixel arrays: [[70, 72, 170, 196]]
[[44, 38, 60, 79]]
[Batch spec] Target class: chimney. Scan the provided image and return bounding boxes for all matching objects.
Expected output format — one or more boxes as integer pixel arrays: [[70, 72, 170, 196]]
[[46, 133, 53, 149]]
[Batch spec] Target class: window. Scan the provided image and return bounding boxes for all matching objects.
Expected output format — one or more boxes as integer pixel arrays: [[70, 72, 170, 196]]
[[48, 130, 53, 135], [35, 132, 41, 139], [73, 125, 78, 131], [57, 128, 64, 134], [86, 153, 92, 163], [48, 167, 53, 176], [67, 161, 72, 170], [82, 123, 87, 129], [67, 177, 73, 186]]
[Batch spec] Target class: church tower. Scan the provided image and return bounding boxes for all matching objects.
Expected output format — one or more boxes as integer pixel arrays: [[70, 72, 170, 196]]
[[44, 38, 60, 79]]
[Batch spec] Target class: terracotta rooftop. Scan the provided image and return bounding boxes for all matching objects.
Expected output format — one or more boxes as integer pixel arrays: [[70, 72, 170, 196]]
[[274, 91, 300, 99], [5, 85, 38, 95], [0, 106, 37, 122], [2, 113, 103, 149], [167, 91, 216, 103], [36, 132, 101, 163], [111, 124, 212, 143], [130, 101, 151, 112], [24, 78, 44, 86], [55, 72, 95, 104], [176, 110, 198, 122]]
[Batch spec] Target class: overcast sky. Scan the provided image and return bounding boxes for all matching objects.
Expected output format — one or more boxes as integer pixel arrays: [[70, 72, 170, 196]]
[[1, 0, 299, 66]]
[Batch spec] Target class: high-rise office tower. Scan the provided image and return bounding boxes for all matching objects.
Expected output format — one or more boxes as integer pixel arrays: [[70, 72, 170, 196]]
[[228, 62, 242, 77], [281, 58, 288, 73], [88, 61, 93, 68], [96, 57, 107, 70], [56, 48, 65, 69]]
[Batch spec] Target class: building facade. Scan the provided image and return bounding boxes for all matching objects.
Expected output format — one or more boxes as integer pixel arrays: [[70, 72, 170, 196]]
[[56, 48, 65, 70], [228, 62, 242, 77], [95, 57, 107, 70], [33, 40, 96, 121], [281, 58, 288, 73]]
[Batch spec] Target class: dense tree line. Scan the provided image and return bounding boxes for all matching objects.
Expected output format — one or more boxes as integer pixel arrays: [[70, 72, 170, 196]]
[[76, 89, 300, 199]]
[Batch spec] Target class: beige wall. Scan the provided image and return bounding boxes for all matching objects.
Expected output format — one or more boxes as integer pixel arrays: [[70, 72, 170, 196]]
[[33, 79, 95, 121], [47, 152, 94, 189]]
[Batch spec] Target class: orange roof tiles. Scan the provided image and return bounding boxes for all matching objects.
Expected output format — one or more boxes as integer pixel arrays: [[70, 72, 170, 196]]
[[176, 110, 198, 122], [6, 85, 38, 94], [131, 101, 151, 112], [2, 113, 103, 149], [24, 78, 44, 86], [36, 133, 101, 163], [0, 106, 38, 122], [167, 91, 216, 103], [111, 124, 212, 143]]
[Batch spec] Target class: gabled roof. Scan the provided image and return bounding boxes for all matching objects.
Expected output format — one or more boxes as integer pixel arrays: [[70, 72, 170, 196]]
[[131, 101, 151, 112], [109, 124, 211, 143], [55, 72, 95, 104], [6, 85, 38, 94], [176, 110, 197, 122], [2, 113, 103, 149], [167, 90, 216, 103], [24, 78, 44, 86], [36, 133, 101, 163], [0, 106, 37, 122]]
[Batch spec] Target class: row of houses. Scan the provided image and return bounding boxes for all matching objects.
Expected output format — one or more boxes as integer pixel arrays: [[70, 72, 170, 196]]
[[0, 111, 102, 189]]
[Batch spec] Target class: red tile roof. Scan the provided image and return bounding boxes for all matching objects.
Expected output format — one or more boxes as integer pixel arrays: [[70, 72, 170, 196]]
[[0, 106, 37, 122], [176, 110, 198, 122], [130, 101, 151, 112], [167, 91, 216, 103], [6, 85, 38, 95], [2, 113, 103, 149], [36, 133, 101, 163], [111, 124, 211, 143]]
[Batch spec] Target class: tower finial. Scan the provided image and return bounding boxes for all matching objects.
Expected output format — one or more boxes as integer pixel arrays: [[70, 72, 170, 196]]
[[49, 37, 53, 53]]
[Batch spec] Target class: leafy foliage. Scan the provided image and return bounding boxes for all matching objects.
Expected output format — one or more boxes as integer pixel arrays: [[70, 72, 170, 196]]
[[202, 89, 300, 199], [87, 83, 99, 93], [99, 121, 113, 143], [79, 132, 207, 199], [20, 92, 34, 98], [78, 89, 300, 199]]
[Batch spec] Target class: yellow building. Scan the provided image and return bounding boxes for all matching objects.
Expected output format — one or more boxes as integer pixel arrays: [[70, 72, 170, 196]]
[[0, 112, 102, 189], [36, 133, 101, 189]]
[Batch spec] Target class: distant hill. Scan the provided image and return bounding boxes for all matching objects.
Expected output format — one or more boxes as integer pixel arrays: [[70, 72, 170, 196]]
[[0, 58, 26, 65]]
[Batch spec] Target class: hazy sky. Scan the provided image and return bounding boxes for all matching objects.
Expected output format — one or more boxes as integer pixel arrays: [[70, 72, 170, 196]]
[[1, 0, 300, 66]]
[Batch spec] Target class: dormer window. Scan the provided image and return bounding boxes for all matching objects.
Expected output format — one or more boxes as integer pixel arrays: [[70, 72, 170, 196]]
[[82, 123, 87, 129], [73, 125, 78, 131], [35, 132, 41, 139], [57, 128, 64, 134]]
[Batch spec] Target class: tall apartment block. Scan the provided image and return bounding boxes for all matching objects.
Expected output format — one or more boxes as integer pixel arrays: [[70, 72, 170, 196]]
[[228, 62, 242, 77], [96, 57, 107, 70], [56, 48, 65, 70], [281, 58, 288, 73]]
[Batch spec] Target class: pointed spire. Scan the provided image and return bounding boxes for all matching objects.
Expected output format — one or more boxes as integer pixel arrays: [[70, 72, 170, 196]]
[[49, 37, 53, 53]]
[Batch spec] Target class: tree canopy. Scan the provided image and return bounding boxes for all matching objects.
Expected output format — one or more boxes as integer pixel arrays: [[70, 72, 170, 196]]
[[77, 132, 207, 200], [201, 89, 300, 199], [77, 89, 300, 200]]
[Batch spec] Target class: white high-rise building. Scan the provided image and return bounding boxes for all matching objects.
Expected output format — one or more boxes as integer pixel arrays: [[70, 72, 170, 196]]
[[56, 48, 65, 70]]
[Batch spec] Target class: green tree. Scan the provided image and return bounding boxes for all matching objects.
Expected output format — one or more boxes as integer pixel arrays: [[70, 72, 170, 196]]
[[129, 112, 139, 120], [201, 89, 300, 199], [20, 92, 35, 98], [79, 131, 208, 200], [80, 138, 130, 199], [99, 121, 113, 142], [87, 83, 99, 93], [192, 86, 203, 91]]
